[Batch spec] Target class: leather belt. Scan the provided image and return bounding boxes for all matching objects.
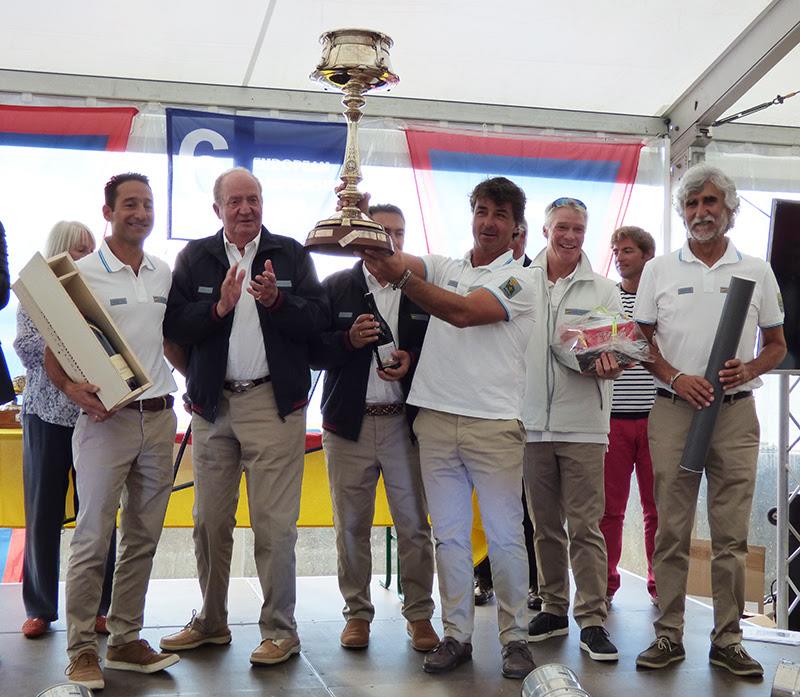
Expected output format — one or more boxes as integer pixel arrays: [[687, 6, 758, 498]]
[[223, 376, 271, 393], [656, 388, 751, 404], [125, 395, 175, 412], [364, 403, 404, 416]]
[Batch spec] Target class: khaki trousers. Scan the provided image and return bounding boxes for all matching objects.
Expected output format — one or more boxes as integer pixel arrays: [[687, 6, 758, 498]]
[[648, 394, 759, 647], [66, 408, 176, 659], [190, 382, 306, 641], [524, 441, 608, 628], [323, 413, 434, 623], [414, 408, 528, 646]]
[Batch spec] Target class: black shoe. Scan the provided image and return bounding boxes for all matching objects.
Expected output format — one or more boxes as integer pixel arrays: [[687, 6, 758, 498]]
[[636, 636, 686, 669], [422, 637, 473, 674], [527, 589, 542, 611], [527, 612, 568, 642], [473, 580, 494, 607], [501, 640, 536, 679], [579, 626, 618, 661], [709, 643, 763, 677]]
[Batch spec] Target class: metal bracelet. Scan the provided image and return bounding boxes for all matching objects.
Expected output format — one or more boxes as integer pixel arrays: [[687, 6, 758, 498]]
[[392, 269, 412, 290]]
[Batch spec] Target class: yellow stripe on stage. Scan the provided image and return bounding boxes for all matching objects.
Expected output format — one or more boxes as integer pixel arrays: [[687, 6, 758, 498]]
[[0, 428, 488, 564]]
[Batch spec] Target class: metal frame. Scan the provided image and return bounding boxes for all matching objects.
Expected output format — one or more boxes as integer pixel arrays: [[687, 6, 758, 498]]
[[776, 372, 800, 628], [0, 68, 664, 137], [664, 0, 800, 172]]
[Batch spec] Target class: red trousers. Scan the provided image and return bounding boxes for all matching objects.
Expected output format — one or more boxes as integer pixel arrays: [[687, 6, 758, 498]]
[[600, 416, 658, 598]]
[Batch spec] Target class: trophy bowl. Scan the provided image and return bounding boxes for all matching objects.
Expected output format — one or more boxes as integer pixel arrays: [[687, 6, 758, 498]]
[[305, 28, 399, 257]]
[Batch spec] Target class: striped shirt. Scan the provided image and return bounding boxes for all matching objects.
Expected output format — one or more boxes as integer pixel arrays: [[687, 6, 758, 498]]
[[611, 285, 655, 415]]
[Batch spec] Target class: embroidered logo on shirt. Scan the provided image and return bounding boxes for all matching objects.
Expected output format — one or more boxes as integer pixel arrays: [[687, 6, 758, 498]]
[[153, 296, 167, 304], [276, 280, 292, 288], [447, 279, 458, 288], [564, 307, 589, 316], [499, 276, 522, 299], [410, 313, 429, 321], [338, 311, 353, 318], [198, 286, 213, 294], [677, 286, 694, 295], [109, 298, 128, 306]]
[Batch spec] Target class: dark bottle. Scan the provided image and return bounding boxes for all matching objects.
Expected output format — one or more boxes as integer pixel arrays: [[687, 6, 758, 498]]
[[363, 292, 401, 371], [87, 322, 139, 390]]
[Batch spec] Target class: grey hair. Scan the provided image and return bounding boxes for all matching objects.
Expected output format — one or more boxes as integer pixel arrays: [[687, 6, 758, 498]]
[[544, 199, 588, 230], [674, 164, 739, 230], [213, 167, 263, 205], [44, 220, 95, 258]]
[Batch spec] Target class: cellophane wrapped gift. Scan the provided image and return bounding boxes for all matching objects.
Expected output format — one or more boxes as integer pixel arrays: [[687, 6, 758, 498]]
[[551, 308, 653, 375]]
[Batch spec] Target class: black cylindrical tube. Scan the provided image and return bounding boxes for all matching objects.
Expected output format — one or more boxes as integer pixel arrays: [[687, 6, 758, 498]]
[[679, 275, 756, 473]]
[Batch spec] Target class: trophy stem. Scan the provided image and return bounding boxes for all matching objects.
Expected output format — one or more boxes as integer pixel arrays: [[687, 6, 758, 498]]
[[338, 83, 366, 219]]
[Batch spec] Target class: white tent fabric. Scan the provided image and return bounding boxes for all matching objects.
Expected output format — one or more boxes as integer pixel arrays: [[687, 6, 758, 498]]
[[1, 0, 798, 127]]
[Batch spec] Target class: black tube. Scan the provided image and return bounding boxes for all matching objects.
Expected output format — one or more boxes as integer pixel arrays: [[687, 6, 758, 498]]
[[679, 275, 756, 473]]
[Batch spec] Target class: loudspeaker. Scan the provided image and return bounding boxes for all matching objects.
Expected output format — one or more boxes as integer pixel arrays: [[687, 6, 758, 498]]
[[767, 198, 800, 371]]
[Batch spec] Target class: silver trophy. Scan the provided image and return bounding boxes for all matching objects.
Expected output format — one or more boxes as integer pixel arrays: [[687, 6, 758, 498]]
[[305, 28, 399, 256]]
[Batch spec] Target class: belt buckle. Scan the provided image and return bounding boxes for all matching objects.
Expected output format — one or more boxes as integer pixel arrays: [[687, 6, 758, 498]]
[[229, 380, 254, 393]]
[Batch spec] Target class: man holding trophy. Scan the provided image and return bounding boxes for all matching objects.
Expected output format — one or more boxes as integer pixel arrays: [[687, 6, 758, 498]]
[[360, 177, 539, 680]]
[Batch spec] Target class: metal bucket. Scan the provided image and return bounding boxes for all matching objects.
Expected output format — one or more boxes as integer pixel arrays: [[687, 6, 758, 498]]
[[522, 663, 591, 697], [772, 659, 800, 697]]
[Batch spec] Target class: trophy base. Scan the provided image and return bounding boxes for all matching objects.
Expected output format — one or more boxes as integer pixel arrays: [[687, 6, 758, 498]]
[[305, 216, 394, 256]]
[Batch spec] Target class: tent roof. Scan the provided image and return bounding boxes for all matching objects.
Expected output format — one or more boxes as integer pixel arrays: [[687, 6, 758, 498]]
[[1, 0, 798, 128]]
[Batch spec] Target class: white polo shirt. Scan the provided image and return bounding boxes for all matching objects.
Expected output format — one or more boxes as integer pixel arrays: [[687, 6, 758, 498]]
[[408, 250, 538, 420], [77, 240, 177, 399], [634, 238, 784, 392]]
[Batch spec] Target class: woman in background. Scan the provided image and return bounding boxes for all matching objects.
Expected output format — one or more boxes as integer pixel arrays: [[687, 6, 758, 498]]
[[0, 220, 14, 404], [14, 221, 115, 639]]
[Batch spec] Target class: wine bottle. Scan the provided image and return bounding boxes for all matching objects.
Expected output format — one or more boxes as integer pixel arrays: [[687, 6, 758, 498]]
[[363, 292, 401, 371], [87, 322, 139, 390]]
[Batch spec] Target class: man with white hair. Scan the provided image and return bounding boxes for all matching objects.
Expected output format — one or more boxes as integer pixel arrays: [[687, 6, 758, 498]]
[[161, 167, 328, 667], [634, 164, 786, 677]]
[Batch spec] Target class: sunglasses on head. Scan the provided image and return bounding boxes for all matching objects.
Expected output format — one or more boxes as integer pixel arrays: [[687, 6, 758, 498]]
[[549, 197, 587, 211]]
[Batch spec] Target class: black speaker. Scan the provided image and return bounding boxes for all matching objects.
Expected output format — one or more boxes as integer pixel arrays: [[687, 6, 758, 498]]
[[767, 198, 800, 371]]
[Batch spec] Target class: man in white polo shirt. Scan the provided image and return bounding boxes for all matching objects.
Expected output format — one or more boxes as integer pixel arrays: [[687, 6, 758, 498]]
[[634, 164, 785, 677], [46, 173, 180, 690], [362, 176, 538, 681]]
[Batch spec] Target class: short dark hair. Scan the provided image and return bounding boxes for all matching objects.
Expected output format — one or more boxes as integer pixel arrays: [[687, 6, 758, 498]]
[[610, 225, 655, 256], [368, 203, 404, 221], [104, 173, 150, 209], [469, 177, 526, 224]]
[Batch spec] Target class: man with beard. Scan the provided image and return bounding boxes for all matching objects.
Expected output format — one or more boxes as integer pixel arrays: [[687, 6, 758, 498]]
[[634, 164, 785, 677]]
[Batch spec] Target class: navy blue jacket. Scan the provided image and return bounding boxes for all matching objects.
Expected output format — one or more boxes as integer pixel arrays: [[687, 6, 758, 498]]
[[164, 227, 328, 422], [310, 261, 430, 442]]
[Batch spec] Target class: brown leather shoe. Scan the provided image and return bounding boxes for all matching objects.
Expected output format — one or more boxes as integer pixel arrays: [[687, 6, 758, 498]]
[[407, 619, 439, 651], [340, 619, 370, 649], [22, 617, 50, 639], [250, 636, 301, 665], [66, 651, 104, 690]]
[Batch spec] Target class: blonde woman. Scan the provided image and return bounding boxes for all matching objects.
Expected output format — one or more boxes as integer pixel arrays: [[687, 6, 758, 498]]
[[14, 221, 114, 639]]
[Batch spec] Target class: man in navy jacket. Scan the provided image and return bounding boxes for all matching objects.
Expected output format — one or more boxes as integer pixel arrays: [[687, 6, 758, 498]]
[[161, 167, 328, 667], [310, 204, 438, 652]]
